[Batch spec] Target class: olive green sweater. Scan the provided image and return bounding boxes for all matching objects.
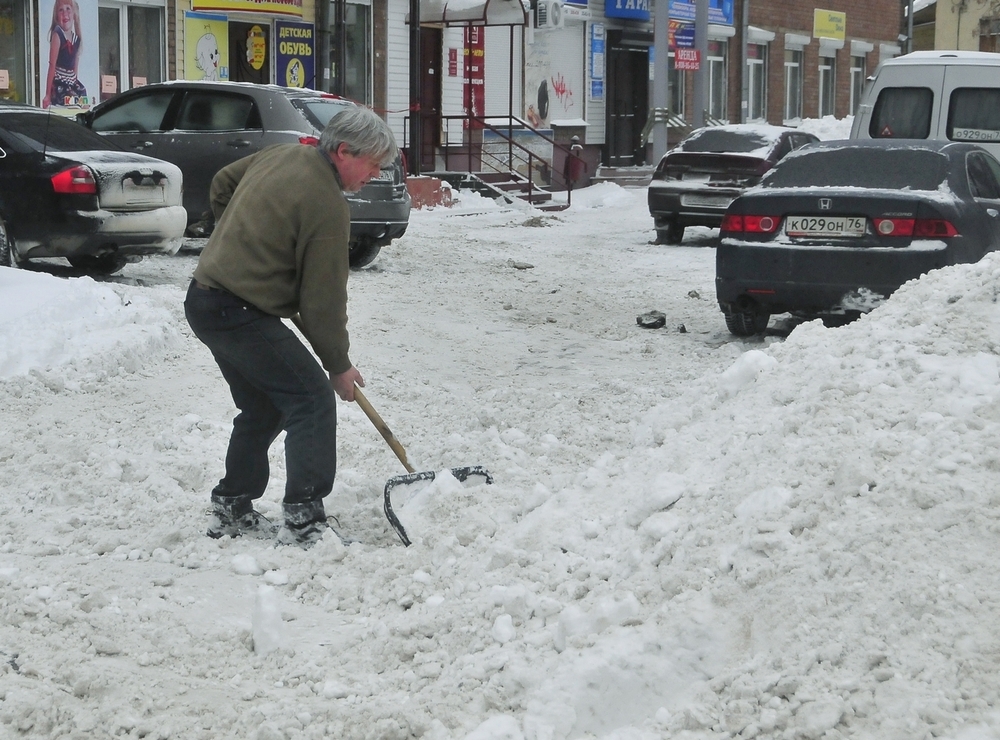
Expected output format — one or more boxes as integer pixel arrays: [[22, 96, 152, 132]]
[[193, 144, 352, 374]]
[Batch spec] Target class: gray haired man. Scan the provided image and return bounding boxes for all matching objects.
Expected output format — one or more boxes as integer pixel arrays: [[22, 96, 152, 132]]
[[184, 105, 399, 546]]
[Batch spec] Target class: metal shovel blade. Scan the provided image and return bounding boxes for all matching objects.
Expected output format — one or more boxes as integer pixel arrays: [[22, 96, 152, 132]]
[[383, 465, 493, 546]]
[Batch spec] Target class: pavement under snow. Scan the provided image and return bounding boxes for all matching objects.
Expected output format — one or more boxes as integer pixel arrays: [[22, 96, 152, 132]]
[[3, 117, 1000, 740]]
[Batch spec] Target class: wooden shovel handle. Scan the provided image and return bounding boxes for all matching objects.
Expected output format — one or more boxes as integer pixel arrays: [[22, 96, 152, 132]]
[[353, 386, 416, 474], [289, 315, 414, 473]]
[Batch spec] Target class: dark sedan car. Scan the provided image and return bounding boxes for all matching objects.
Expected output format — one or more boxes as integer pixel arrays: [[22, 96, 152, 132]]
[[648, 124, 819, 244], [716, 139, 1000, 336], [77, 81, 410, 268], [0, 104, 185, 275]]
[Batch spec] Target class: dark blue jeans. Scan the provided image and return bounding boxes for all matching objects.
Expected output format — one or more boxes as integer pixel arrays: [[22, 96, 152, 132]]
[[184, 280, 336, 506]]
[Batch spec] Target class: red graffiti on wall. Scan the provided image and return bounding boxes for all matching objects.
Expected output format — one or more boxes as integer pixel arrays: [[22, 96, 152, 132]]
[[551, 72, 574, 112]]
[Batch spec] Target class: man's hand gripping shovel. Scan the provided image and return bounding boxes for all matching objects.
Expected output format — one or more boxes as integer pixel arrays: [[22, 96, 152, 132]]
[[290, 314, 491, 546]]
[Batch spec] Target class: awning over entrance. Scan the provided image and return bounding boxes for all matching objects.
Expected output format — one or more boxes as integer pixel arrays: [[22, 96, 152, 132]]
[[407, 0, 529, 26]]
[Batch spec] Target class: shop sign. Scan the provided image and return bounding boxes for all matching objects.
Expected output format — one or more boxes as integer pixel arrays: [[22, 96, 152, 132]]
[[38, 0, 99, 114], [185, 12, 230, 81], [668, 0, 734, 25], [275, 20, 315, 88], [192, 0, 303, 17], [463, 26, 485, 129], [813, 9, 846, 41], [604, 0, 650, 22], [674, 48, 700, 71], [589, 23, 604, 101], [669, 19, 694, 49]]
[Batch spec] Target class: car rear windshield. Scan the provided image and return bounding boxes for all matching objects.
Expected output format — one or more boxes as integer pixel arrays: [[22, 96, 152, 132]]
[[290, 98, 356, 131], [677, 129, 777, 153], [948, 88, 1000, 143], [0, 112, 117, 153], [762, 148, 949, 191], [869, 87, 933, 139]]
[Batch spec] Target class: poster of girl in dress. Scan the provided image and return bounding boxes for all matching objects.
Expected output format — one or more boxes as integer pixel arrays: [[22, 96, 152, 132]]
[[39, 0, 99, 114]]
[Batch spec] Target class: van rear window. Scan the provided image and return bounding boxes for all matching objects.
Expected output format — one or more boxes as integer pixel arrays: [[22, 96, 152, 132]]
[[948, 88, 1000, 143], [869, 88, 932, 139]]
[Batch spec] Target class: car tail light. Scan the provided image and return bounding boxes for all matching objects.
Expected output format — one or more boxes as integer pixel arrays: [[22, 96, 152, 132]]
[[874, 218, 958, 237], [299, 135, 320, 146], [720, 214, 780, 234], [51, 165, 97, 194], [399, 150, 408, 180], [914, 219, 959, 237]]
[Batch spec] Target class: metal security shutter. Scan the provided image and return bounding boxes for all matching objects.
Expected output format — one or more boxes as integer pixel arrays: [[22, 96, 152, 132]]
[[524, 23, 585, 127]]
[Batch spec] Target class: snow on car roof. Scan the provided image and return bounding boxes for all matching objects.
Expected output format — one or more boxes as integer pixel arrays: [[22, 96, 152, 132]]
[[674, 123, 798, 157]]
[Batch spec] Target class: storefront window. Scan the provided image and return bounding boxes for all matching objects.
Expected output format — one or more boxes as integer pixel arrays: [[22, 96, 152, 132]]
[[747, 43, 766, 121], [819, 54, 835, 117], [708, 39, 727, 122], [128, 6, 163, 87], [0, 0, 28, 102], [99, 3, 163, 99], [330, 0, 371, 104]]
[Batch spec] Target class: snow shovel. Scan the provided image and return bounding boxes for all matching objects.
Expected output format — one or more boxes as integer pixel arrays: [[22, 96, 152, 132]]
[[289, 314, 491, 545], [352, 386, 492, 546]]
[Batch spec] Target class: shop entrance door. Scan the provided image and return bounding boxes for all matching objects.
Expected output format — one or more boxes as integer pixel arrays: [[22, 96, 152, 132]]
[[229, 21, 270, 84], [419, 27, 442, 171], [605, 34, 649, 166]]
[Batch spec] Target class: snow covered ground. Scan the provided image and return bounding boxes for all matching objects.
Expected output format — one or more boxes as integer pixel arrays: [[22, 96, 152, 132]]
[[4, 117, 1000, 740]]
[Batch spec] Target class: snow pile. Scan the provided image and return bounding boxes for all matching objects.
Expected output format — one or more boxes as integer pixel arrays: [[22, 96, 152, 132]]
[[3, 128, 1000, 739], [0, 268, 181, 383]]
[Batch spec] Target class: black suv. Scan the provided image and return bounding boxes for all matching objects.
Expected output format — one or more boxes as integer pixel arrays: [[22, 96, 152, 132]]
[[78, 81, 410, 268]]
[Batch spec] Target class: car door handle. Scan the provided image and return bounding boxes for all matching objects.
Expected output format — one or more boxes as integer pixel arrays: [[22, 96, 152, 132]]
[[989, 208, 999, 218], [227, 139, 251, 148], [132, 141, 154, 149]]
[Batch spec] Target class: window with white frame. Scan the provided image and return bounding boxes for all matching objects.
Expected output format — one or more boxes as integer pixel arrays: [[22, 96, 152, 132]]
[[98, 2, 164, 101], [708, 39, 727, 121], [819, 53, 836, 117], [850, 55, 866, 114], [747, 43, 766, 121], [668, 50, 684, 116], [784, 48, 802, 121]]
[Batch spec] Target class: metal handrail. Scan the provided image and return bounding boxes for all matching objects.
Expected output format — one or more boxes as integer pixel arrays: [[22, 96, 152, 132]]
[[403, 114, 586, 207]]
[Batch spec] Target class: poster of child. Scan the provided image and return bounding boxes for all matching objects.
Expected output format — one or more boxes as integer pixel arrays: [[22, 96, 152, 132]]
[[39, 0, 98, 113]]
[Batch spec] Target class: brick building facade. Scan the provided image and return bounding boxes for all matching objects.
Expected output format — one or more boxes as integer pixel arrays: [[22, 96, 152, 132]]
[[676, 0, 903, 127]]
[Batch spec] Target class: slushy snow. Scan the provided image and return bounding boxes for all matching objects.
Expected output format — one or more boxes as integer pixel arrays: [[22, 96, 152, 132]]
[[3, 116, 1000, 740]]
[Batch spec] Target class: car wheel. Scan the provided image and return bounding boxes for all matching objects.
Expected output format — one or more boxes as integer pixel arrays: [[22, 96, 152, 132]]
[[349, 240, 381, 269], [725, 310, 770, 336], [0, 218, 13, 268], [67, 253, 131, 275], [657, 221, 685, 245]]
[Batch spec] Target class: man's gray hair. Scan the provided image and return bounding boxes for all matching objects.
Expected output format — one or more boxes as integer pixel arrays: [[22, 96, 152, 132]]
[[319, 104, 399, 166]]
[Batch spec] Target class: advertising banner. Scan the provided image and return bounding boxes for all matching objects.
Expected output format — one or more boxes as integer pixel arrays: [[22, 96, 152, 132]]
[[192, 0, 303, 17], [668, 0, 734, 25], [463, 26, 485, 129], [275, 20, 315, 88], [604, 0, 649, 22], [38, 0, 99, 114], [185, 12, 229, 81]]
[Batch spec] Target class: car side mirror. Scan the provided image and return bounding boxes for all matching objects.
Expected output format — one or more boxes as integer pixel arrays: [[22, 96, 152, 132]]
[[75, 111, 92, 127]]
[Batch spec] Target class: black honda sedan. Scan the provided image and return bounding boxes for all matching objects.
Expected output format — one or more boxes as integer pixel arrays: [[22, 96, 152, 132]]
[[716, 139, 1000, 336], [0, 104, 185, 275], [648, 124, 819, 244], [78, 81, 410, 268]]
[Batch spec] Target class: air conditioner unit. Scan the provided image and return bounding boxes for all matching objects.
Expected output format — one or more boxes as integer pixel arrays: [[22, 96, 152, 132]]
[[536, 0, 564, 29]]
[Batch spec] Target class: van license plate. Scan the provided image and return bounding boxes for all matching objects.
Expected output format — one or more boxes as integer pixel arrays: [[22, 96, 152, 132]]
[[786, 216, 866, 237]]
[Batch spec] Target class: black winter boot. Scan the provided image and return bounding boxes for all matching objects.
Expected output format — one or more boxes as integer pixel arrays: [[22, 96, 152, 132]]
[[207, 494, 278, 539], [277, 500, 337, 548]]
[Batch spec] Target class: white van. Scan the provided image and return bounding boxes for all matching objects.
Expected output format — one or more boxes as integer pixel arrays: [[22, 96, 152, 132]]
[[850, 51, 1000, 159]]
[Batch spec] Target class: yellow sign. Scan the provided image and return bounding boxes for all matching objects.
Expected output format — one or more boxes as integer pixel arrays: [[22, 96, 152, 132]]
[[813, 9, 846, 41], [185, 13, 229, 81], [192, 0, 303, 17], [247, 25, 267, 71]]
